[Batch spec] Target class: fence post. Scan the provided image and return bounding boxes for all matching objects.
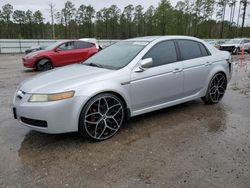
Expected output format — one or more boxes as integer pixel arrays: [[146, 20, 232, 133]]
[[19, 39, 22, 53], [0, 40, 1, 54]]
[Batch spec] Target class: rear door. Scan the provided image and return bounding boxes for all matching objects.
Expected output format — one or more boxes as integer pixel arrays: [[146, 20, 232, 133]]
[[130, 40, 183, 112], [177, 39, 211, 97], [74, 41, 97, 62]]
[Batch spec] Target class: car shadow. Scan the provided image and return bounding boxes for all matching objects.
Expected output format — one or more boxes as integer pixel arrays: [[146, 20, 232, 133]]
[[18, 99, 227, 151]]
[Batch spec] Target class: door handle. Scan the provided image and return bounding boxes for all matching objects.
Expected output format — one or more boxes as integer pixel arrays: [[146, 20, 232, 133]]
[[205, 61, 212, 66], [172, 68, 182, 73]]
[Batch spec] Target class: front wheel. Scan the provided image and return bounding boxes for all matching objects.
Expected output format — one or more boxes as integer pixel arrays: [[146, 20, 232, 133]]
[[36, 58, 53, 71], [202, 73, 227, 104], [79, 93, 125, 141], [234, 47, 240, 55]]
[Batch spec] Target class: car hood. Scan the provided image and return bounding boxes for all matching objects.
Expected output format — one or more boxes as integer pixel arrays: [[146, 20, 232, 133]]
[[24, 50, 47, 58], [20, 64, 113, 93]]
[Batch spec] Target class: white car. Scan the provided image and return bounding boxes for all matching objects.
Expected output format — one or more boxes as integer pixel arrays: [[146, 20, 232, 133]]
[[219, 38, 250, 54], [13, 36, 232, 141]]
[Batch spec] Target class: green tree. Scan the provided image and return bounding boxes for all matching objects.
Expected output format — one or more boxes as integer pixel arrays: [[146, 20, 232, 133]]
[[61, 1, 76, 38], [77, 5, 95, 37], [33, 10, 44, 38], [144, 6, 155, 36], [120, 4, 134, 38], [133, 5, 144, 36], [1, 4, 13, 38], [155, 0, 173, 35], [13, 10, 26, 38], [217, 0, 228, 38]]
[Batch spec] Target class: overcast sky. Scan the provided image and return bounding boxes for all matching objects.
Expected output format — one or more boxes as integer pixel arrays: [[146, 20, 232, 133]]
[[0, 0, 249, 25]]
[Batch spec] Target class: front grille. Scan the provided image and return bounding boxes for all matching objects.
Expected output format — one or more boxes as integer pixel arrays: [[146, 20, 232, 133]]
[[20, 117, 48, 128], [220, 46, 234, 52]]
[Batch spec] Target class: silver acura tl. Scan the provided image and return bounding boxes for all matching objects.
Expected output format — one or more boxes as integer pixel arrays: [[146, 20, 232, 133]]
[[13, 36, 232, 141]]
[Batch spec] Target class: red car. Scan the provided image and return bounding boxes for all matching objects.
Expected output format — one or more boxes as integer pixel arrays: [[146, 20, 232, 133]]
[[22, 40, 99, 71]]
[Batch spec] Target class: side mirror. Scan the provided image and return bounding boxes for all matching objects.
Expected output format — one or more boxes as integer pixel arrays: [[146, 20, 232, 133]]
[[134, 58, 153, 72], [55, 48, 62, 52]]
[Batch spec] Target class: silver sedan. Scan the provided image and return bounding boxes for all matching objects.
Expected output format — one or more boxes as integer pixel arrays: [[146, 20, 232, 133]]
[[13, 36, 232, 141]]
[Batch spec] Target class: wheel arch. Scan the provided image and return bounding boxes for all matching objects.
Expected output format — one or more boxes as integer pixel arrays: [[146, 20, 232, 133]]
[[77, 90, 131, 130], [202, 66, 228, 97], [35, 56, 54, 68]]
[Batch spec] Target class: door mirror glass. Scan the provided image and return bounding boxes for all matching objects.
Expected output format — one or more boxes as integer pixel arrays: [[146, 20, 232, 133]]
[[141, 58, 153, 68]]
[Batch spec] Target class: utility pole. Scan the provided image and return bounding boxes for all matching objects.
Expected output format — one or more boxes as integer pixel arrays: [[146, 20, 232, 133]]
[[48, 3, 56, 39]]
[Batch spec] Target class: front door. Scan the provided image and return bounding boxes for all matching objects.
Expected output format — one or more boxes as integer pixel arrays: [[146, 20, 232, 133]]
[[130, 40, 183, 114]]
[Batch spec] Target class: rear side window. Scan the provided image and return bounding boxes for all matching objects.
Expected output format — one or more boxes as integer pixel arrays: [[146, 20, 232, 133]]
[[177, 40, 203, 60], [143, 40, 177, 67], [75, 41, 95, 49], [199, 43, 210, 56]]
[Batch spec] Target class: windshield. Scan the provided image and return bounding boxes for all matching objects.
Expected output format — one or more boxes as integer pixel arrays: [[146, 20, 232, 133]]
[[83, 41, 148, 70], [44, 41, 63, 50], [226, 39, 241, 44]]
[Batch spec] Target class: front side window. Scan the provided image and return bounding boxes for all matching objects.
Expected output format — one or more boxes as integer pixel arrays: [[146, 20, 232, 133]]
[[177, 40, 202, 60], [143, 40, 177, 67], [59, 42, 75, 50]]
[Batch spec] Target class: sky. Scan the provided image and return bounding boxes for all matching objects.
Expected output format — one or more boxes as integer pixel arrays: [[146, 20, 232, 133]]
[[0, 0, 249, 26]]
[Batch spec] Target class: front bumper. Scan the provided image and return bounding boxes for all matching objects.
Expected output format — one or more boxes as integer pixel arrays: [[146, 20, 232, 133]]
[[22, 57, 37, 68], [219, 46, 235, 53], [13, 91, 88, 134]]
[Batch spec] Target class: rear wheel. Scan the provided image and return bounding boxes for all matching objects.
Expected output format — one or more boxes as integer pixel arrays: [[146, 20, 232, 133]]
[[79, 93, 125, 141], [202, 73, 227, 104], [36, 58, 53, 71]]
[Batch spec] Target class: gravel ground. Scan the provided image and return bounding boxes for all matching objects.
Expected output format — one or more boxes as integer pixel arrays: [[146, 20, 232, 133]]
[[0, 54, 250, 188]]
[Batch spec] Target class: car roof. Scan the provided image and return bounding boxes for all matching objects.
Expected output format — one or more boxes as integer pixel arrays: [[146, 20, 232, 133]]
[[125, 35, 205, 43]]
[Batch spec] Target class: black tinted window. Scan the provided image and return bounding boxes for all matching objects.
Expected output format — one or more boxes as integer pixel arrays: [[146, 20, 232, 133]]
[[143, 40, 177, 67], [75, 41, 94, 49], [199, 43, 209, 56], [177, 40, 202, 60]]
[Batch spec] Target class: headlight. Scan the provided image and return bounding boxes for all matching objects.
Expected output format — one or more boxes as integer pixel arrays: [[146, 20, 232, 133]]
[[28, 91, 75, 102]]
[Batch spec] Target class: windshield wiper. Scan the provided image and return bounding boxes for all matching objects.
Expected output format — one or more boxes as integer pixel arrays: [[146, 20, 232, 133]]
[[87, 62, 103, 68]]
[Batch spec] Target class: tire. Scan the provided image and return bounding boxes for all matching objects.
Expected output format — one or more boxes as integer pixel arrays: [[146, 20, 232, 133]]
[[36, 58, 53, 71], [201, 73, 227, 104], [79, 93, 125, 141], [234, 47, 240, 55], [248, 48, 250, 54]]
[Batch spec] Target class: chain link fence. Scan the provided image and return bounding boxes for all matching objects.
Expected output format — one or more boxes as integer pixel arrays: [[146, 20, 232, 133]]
[[0, 39, 120, 54]]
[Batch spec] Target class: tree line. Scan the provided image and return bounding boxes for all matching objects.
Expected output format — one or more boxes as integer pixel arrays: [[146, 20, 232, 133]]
[[0, 0, 249, 39]]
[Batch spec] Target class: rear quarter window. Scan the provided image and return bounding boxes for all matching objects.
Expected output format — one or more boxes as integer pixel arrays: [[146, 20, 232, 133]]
[[199, 43, 210, 56]]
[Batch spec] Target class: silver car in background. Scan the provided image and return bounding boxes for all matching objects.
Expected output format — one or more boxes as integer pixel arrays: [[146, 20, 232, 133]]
[[13, 36, 232, 141]]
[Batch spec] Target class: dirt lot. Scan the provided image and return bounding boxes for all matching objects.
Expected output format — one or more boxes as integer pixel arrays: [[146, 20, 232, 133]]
[[0, 54, 250, 188]]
